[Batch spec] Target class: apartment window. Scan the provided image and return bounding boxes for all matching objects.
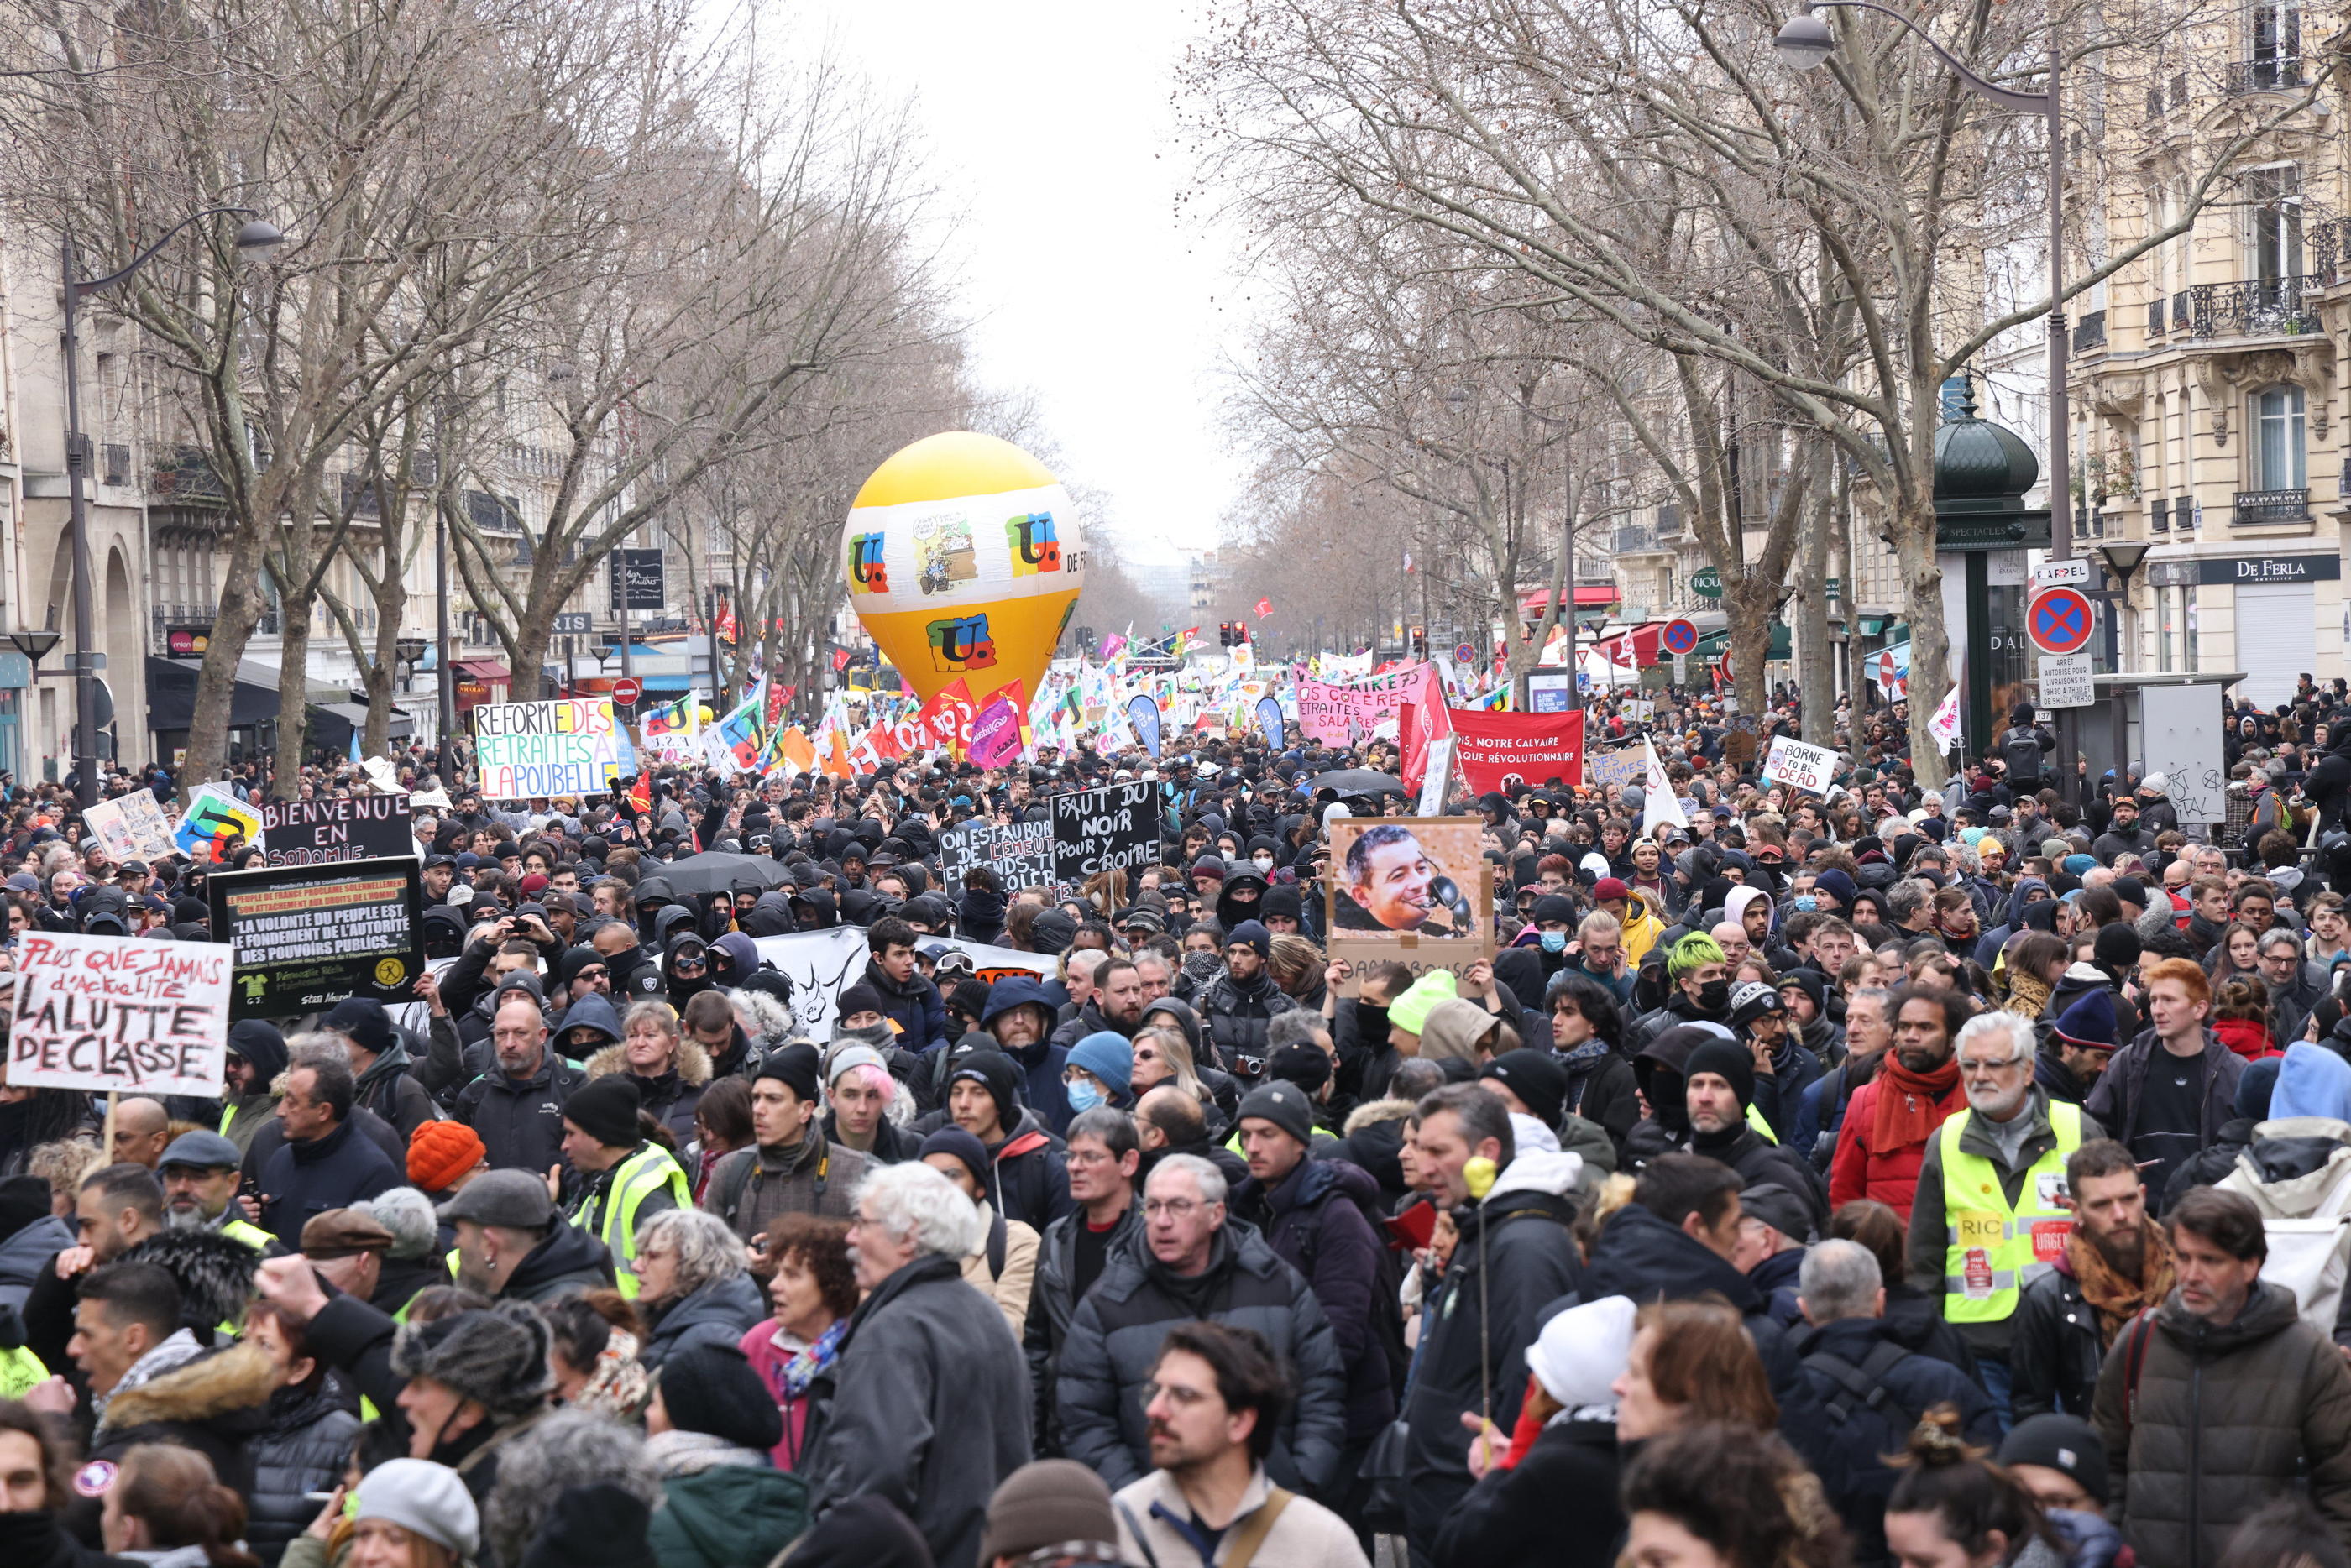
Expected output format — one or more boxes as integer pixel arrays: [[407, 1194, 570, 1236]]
[[2251, 0, 2301, 75], [2250, 165, 2302, 282], [2158, 586, 2176, 671], [2253, 385, 2307, 489]]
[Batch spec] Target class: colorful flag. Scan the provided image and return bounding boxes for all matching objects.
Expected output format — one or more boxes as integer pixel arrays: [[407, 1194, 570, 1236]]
[[715, 680, 767, 771], [1254, 598, 1273, 619], [641, 693, 697, 738]]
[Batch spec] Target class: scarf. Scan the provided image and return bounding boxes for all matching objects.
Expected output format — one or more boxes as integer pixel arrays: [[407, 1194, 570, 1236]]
[[1870, 1052, 1962, 1150], [2067, 1219, 2176, 1347], [2004, 970, 2051, 1019], [777, 1316, 847, 1398], [570, 1327, 652, 1419]]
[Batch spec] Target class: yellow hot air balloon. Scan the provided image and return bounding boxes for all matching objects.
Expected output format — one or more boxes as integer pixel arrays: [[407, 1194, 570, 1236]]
[[842, 432, 1086, 708]]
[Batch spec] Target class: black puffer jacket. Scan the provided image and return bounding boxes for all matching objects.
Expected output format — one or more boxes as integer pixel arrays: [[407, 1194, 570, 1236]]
[[1237, 1154, 1396, 1442], [454, 1050, 589, 1174], [2009, 1251, 2108, 1422], [1192, 967, 1298, 1082], [247, 1377, 363, 1565]]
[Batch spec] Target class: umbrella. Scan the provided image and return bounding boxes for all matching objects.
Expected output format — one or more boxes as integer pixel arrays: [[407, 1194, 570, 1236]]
[[652, 851, 791, 899], [1312, 769, 1406, 796]]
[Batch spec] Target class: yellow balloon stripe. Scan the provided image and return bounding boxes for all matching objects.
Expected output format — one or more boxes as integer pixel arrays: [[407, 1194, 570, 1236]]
[[856, 593, 1080, 708]]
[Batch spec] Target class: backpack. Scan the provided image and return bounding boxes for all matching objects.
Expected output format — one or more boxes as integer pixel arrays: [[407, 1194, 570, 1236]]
[[711, 1142, 834, 1231], [1292, 1175, 1413, 1399], [1804, 1340, 1920, 1431]]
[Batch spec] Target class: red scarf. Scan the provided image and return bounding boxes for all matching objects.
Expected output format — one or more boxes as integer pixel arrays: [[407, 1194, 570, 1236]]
[[1871, 1053, 1961, 1149]]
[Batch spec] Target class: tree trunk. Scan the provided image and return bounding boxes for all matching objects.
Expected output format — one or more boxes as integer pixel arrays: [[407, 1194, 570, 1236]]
[[1894, 499, 1951, 787], [275, 581, 314, 796], [1794, 459, 1836, 745], [184, 512, 271, 787], [1723, 574, 1772, 717]]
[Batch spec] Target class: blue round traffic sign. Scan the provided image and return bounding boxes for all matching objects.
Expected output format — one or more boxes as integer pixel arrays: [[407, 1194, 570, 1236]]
[[1662, 619, 1699, 656], [2027, 587, 2094, 656], [1454, 641, 1476, 665]]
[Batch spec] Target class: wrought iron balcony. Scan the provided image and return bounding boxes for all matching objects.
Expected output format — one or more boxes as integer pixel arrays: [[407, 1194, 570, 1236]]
[[2171, 292, 2190, 332], [2184, 276, 2322, 337], [150, 447, 225, 504], [2233, 488, 2310, 525], [2315, 221, 2349, 287], [2149, 497, 2169, 532], [2226, 55, 2304, 93], [2071, 311, 2108, 353], [2147, 300, 2168, 337]]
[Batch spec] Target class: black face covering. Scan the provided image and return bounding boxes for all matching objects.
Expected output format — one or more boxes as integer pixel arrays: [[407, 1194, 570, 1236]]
[[1355, 1000, 1390, 1044], [1695, 978, 1732, 1017]]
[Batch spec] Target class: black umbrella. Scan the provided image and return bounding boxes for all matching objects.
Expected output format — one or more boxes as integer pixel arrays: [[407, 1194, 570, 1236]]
[[1311, 769, 1406, 796], [652, 851, 791, 898]]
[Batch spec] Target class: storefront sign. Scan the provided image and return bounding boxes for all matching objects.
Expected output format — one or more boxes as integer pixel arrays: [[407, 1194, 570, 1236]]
[[2195, 555, 2343, 585]]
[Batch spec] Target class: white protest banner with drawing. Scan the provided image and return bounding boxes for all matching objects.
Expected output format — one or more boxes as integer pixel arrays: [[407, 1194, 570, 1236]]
[[8, 933, 233, 1097]]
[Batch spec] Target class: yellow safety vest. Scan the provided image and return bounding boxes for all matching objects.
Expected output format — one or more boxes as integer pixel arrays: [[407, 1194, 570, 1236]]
[[570, 1143, 690, 1299], [0, 1345, 46, 1401], [1940, 1101, 2084, 1325], [221, 1218, 274, 1253], [218, 1104, 237, 1138], [1746, 1104, 1778, 1144]]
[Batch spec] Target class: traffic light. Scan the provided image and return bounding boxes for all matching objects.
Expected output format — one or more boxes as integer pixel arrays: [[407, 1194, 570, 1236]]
[[1218, 622, 1233, 647], [1235, 622, 1249, 644], [1411, 625, 1427, 656]]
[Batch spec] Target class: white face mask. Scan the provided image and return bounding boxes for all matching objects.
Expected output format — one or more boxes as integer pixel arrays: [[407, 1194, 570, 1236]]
[[1253, 855, 1275, 873]]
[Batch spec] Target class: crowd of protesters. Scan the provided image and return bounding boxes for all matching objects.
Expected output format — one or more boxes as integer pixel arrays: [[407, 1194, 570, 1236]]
[[0, 668, 2349, 1568]]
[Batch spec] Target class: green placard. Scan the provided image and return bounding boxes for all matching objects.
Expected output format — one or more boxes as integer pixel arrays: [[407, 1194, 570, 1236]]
[[1691, 567, 1722, 598]]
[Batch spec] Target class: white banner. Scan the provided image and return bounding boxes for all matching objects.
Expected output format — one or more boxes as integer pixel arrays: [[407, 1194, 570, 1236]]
[[1760, 735, 1840, 794], [747, 930, 1054, 1042], [8, 933, 234, 1097]]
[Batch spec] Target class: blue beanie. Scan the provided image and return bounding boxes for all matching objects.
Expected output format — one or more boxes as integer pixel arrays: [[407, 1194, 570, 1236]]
[[1228, 919, 1272, 958], [2238, 1055, 2284, 1122], [1067, 1031, 1134, 1099], [2050, 987, 2120, 1050], [2063, 853, 2097, 875], [1814, 868, 1856, 906]]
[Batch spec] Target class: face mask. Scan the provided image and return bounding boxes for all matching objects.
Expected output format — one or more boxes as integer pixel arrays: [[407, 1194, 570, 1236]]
[[1253, 855, 1275, 873], [1793, 895, 1819, 912], [1696, 978, 1732, 1016], [1066, 1080, 1106, 1114], [1183, 952, 1223, 981], [1539, 931, 1569, 954], [1356, 1001, 1390, 1039]]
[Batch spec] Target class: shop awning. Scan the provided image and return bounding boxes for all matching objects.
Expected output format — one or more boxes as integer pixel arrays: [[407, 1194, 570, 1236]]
[[1591, 620, 1668, 667], [1521, 585, 1621, 613], [454, 659, 511, 682], [308, 702, 415, 744], [146, 657, 279, 731], [1858, 617, 1886, 636]]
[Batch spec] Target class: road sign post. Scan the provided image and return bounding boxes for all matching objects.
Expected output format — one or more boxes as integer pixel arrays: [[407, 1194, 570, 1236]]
[[2026, 587, 2096, 657], [611, 676, 643, 709], [1662, 619, 1699, 658]]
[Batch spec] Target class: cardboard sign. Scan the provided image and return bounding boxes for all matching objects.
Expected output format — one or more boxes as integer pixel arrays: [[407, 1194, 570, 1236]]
[[176, 784, 263, 864], [1051, 780, 1160, 881], [1296, 665, 1422, 745], [1324, 817, 1494, 994], [1590, 748, 1647, 792], [472, 699, 636, 802], [1448, 708, 1588, 793], [7, 933, 233, 1097], [259, 795, 416, 867], [84, 792, 178, 864], [1760, 735, 1840, 794], [940, 817, 1059, 895], [209, 856, 425, 1019]]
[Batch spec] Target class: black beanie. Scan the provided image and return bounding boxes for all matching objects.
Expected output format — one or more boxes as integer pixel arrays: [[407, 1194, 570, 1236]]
[[563, 1075, 642, 1147], [0, 1175, 50, 1247], [657, 1342, 784, 1453], [1480, 1048, 1568, 1129], [755, 1043, 822, 1103], [2092, 923, 2143, 974], [1683, 1037, 1757, 1110], [950, 1048, 1024, 1134]]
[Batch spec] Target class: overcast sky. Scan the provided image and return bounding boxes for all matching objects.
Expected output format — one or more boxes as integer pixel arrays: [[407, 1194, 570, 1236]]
[[799, 0, 1251, 571]]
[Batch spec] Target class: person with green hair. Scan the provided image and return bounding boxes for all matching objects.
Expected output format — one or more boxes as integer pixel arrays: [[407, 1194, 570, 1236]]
[[1630, 932, 1733, 1052]]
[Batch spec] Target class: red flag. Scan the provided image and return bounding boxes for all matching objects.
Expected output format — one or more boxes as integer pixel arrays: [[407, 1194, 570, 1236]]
[[716, 603, 739, 644], [830, 648, 851, 673], [1448, 708, 1587, 794], [1399, 664, 1453, 793], [1254, 598, 1273, 619]]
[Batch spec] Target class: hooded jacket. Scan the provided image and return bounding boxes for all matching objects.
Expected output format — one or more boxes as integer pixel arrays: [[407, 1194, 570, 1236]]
[[552, 991, 625, 1057], [499, 1215, 615, 1302], [67, 1341, 279, 1548], [583, 1036, 714, 1147], [453, 1046, 589, 1177], [980, 979, 1072, 1135], [0, 1210, 71, 1315], [218, 1020, 292, 1155], [1057, 1221, 1348, 1495], [352, 1039, 440, 1146], [2094, 1280, 2351, 1568], [1404, 1150, 1586, 1558], [862, 956, 949, 1054], [1315, 1096, 1416, 1205]]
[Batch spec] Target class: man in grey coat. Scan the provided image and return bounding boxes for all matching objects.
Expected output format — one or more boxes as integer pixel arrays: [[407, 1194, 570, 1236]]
[[1055, 1153, 1347, 1497], [803, 1161, 1030, 1568]]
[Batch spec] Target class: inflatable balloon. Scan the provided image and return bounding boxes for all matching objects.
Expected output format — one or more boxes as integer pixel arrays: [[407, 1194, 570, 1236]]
[[841, 432, 1086, 708]]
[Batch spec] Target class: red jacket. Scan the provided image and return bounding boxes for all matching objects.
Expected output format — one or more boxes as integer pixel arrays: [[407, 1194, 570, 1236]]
[[1827, 1075, 1966, 1223]]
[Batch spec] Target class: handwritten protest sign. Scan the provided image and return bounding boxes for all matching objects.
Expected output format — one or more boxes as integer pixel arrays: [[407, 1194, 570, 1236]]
[[1760, 735, 1840, 795], [259, 795, 416, 867], [1590, 748, 1647, 792], [473, 699, 636, 802], [1051, 780, 1160, 881], [175, 784, 264, 864], [210, 856, 425, 1019], [8, 933, 233, 1097], [85, 792, 178, 863], [940, 818, 1058, 895], [1296, 665, 1422, 745]]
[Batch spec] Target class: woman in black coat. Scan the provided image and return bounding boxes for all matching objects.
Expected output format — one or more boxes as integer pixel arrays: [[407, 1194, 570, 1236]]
[[244, 1304, 362, 1566]]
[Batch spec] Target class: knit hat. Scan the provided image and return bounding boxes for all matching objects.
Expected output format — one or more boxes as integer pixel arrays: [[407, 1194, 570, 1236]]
[[977, 1460, 1121, 1565], [1228, 918, 1272, 958], [1998, 1414, 2110, 1506], [1683, 1037, 1756, 1110], [1739, 1183, 1814, 1243], [0, 1175, 51, 1247], [1592, 877, 1629, 902], [835, 983, 888, 1021], [754, 1043, 822, 1103], [321, 996, 397, 1059], [1525, 1294, 1636, 1410], [1237, 1080, 1316, 1149], [2093, 923, 2143, 973], [2050, 989, 2122, 1051], [1387, 970, 1458, 1037], [917, 1126, 992, 1192], [1267, 1042, 1332, 1095], [563, 1074, 643, 1147], [408, 1121, 487, 1192], [1728, 980, 1783, 1030], [1529, 893, 1577, 926], [949, 1049, 1024, 1133], [391, 1301, 554, 1419], [1481, 1049, 1568, 1129], [947, 977, 992, 1022], [1066, 1032, 1134, 1099], [356, 1458, 481, 1558], [1814, 869, 1856, 907], [2238, 1054, 2283, 1121], [656, 1343, 784, 1453]]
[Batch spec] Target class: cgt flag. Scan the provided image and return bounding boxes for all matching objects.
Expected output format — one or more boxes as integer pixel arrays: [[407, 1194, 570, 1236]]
[[1448, 708, 1587, 794], [1254, 597, 1273, 619]]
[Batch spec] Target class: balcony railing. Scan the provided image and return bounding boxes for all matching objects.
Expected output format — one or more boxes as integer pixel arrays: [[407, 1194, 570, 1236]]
[[1612, 524, 1664, 554], [150, 447, 226, 504], [2314, 221, 2350, 287], [2071, 311, 2108, 353], [2226, 55, 2304, 93], [2147, 300, 2169, 337], [2172, 291, 2190, 332], [2185, 276, 2322, 337], [2234, 488, 2310, 525]]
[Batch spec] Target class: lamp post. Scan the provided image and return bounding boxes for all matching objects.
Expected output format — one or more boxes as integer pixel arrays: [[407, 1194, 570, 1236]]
[[1776, 3, 2073, 794], [61, 211, 280, 806]]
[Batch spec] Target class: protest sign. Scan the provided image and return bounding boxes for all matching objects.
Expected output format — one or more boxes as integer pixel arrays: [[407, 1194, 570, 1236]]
[[1448, 708, 1588, 793], [940, 816, 1059, 896], [472, 698, 636, 801], [176, 784, 264, 864], [1051, 780, 1160, 881], [259, 795, 416, 867], [7, 933, 233, 1097], [1416, 735, 1455, 816], [1760, 735, 1840, 795], [1325, 817, 1493, 995], [209, 855, 425, 1019], [85, 792, 178, 863], [1590, 748, 1647, 792], [1295, 664, 1422, 745]]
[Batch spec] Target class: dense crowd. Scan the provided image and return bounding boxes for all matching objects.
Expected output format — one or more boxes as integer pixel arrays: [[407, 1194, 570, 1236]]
[[2, 670, 2351, 1568]]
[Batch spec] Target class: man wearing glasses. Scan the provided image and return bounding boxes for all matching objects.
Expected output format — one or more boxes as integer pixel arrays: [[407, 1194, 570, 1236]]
[[1905, 1011, 2104, 1424]]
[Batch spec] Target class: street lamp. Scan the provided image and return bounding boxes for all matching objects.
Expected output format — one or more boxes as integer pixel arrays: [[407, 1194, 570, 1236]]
[[7, 629, 60, 666], [1775, 3, 2071, 791], [61, 210, 280, 806], [2098, 541, 2151, 674]]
